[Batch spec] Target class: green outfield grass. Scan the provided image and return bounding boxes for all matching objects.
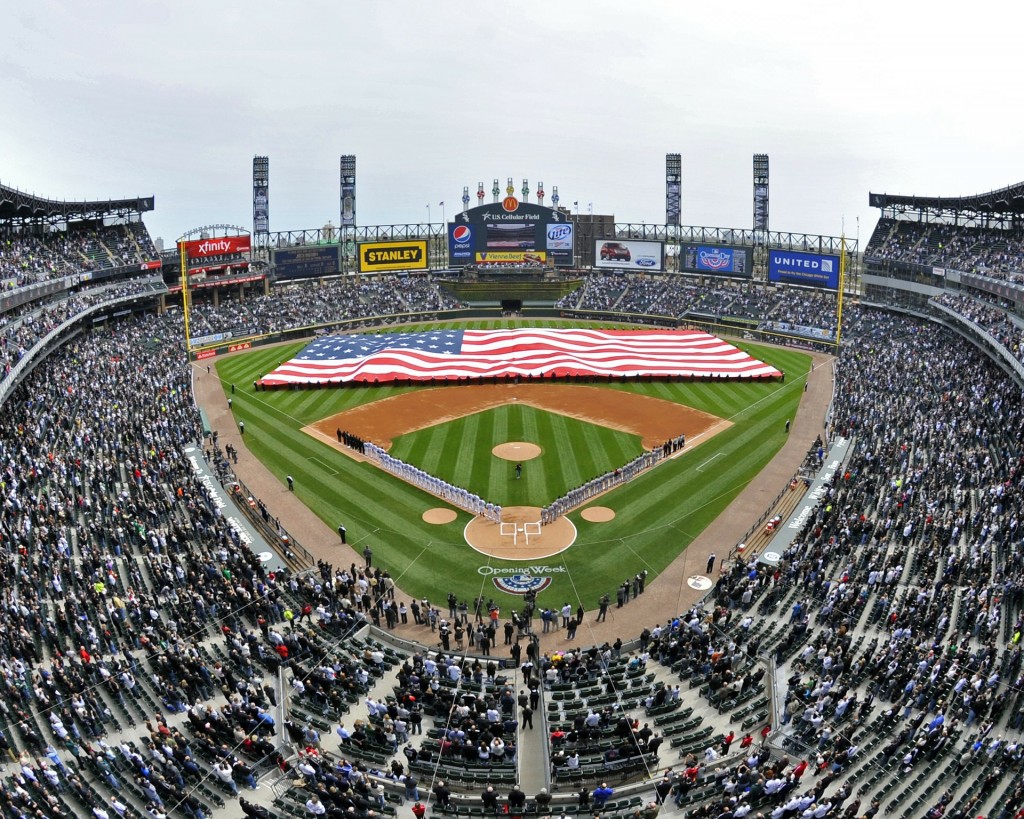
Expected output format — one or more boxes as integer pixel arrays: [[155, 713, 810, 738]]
[[388, 404, 644, 507], [213, 319, 812, 614]]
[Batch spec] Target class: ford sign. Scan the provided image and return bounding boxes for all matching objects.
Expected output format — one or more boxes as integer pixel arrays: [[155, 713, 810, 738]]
[[636, 257, 657, 267]]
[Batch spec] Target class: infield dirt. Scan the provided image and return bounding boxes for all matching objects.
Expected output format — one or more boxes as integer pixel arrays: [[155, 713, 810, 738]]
[[307, 383, 727, 452]]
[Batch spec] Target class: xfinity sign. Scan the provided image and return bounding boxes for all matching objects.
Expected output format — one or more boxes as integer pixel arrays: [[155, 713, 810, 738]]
[[768, 249, 840, 289], [183, 235, 252, 259]]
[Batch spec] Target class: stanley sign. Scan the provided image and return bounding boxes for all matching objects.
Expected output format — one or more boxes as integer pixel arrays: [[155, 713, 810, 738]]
[[357, 240, 429, 273]]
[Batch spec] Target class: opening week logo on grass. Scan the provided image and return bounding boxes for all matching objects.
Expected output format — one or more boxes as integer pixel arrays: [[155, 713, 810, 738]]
[[480, 565, 565, 595], [492, 575, 553, 594]]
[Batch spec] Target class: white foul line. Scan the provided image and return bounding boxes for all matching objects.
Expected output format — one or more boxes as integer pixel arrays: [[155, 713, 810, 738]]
[[697, 452, 723, 471]]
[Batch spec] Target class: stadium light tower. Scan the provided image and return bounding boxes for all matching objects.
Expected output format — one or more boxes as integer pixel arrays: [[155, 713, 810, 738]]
[[753, 154, 769, 235], [252, 156, 269, 253]]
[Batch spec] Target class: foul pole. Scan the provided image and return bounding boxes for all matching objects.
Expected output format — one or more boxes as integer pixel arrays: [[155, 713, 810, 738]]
[[836, 235, 846, 349], [179, 240, 192, 353]]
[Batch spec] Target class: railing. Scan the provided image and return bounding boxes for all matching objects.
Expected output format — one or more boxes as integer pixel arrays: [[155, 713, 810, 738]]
[[725, 471, 804, 565], [225, 473, 317, 569]]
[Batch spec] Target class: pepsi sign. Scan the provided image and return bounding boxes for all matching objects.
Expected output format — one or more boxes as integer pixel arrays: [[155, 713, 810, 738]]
[[768, 250, 840, 289], [448, 223, 473, 261]]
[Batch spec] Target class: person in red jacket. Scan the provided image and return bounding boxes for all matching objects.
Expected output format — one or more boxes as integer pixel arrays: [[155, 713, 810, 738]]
[[411, 803, 426, 819]]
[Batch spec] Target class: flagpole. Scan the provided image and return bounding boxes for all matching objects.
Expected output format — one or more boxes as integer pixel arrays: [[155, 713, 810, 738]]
[[441, 202, 446, 226], [426, 204, 431, 226]]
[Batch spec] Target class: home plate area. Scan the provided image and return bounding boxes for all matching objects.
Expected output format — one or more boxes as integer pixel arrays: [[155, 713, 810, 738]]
[[464, 505, 577, 560]]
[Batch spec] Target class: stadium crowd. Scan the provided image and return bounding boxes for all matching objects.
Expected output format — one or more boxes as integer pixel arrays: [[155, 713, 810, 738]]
[[932, 292, 1024, 367], [607, 306, 1024, 819], [866, 218, 1024, 283], [1, 278, 164, 382], [0, 223, 157, 289], [5, 214, 1024, 819], [557, 276, 839, 338], [187, 278, 464, 339]]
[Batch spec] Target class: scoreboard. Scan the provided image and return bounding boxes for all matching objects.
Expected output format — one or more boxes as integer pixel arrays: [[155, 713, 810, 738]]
[[273, 246, 340, 279]]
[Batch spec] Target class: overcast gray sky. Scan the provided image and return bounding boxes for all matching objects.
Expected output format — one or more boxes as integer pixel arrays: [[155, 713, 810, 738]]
[[3, 0, 1022, 247]]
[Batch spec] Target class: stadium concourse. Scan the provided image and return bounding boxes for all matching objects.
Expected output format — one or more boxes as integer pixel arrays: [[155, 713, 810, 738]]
[[5, 185, 1024, 819]]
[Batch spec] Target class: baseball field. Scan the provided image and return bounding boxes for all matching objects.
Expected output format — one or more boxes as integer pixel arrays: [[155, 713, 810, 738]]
[[214, 318, 810, 611]]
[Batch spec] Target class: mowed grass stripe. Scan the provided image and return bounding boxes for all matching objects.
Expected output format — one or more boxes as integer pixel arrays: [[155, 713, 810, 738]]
[[465, 411, 494, 495], [570, 416, 605, 480], [520, 406, 550, 502], [537, 408, 576, 486], [405, 421, 444, 474]]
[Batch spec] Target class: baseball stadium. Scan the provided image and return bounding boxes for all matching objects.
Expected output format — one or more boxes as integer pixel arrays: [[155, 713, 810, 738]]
[[2, 161, 1024, 819]]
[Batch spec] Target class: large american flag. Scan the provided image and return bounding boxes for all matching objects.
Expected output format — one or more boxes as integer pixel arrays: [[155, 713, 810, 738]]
[[258, 328, 782, 385]]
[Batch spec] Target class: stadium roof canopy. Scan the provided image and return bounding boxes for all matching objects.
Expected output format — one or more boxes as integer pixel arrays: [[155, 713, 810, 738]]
[[0, 181, 154, 225], [869, 181, 1024, 218]]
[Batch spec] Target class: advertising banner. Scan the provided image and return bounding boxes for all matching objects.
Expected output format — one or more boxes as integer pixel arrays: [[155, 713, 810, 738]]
[[680, 244, 753, 277], [768, 250, 840, 289], [448, 223, 474, 262], [340, 155, 356, 228], [667, 181, 681, 225], [358, 240, 428, 273], [475, 251, 547, 265], [273, 245, 340, 279], [593, 240, 664, 271], [753, 183, 769, 231], [545, 223, 574, 251], [183, 236, 251, 258], [254, 188, 269, 234]]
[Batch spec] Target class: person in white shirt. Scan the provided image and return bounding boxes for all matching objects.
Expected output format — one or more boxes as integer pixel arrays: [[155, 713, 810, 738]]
[[306, 795, 327, 816], [213, 760, 238, 794]]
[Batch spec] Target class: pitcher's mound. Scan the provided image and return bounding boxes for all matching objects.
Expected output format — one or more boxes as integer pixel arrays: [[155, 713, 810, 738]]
[[492, 442, 542, 461], [465, 505, 576, 560], [581, 506, 616, 522], [423, 508, 458, 525]]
